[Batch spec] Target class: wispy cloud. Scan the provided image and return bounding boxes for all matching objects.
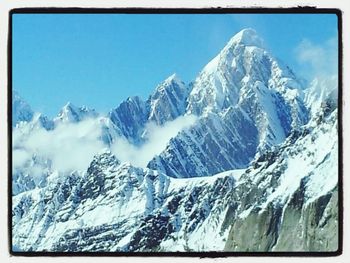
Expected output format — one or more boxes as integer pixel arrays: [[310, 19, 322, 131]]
[[13, 118, 105, 173], [111, 115, 197, 168], [295, 36, 338, 111], [13, 114, 198, 175], [295, 36, 338, 80]]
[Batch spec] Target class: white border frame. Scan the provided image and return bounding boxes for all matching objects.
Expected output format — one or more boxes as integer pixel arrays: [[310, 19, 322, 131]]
[[1, 1, 348, 262]]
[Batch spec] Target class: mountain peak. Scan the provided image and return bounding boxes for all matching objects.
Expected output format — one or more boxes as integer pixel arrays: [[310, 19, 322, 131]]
[[153, 73, 185, 94], [163, 73, 183, 86], [12, 90, 34, 127], [55, 102, 97, 123], [62, 101, 76, 110], [126, 96, 143, 103], [226, 28, 264, 48], [147, 74, 189, 125]]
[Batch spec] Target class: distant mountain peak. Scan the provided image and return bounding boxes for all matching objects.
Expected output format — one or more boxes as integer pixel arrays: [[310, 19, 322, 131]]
[[62, 101, 76, 110], [55, 102, 97, 123], [12, 90, 34, 127]]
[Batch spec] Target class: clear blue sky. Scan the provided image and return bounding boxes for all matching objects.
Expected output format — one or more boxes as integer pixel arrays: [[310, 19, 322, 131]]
[[13, 13, 338, 117]]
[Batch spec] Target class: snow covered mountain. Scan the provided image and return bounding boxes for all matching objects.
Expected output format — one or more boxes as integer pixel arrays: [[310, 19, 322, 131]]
[[12, 28, 339, 253], [148, 28, 309, 178]]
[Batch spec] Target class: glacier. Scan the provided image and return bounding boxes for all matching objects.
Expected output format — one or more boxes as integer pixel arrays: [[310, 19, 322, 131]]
[[11, 28, 339, 252]]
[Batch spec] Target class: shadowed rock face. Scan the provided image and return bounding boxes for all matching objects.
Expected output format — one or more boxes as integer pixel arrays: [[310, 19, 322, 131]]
[[109, 96, 149, 144], [224, 189, 338, 252]]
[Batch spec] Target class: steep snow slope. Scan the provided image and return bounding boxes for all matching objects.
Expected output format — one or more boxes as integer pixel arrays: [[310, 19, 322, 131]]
[[148, 108, 259, 177], [186, 28, 306, 124], [304, 76, 338, 116]]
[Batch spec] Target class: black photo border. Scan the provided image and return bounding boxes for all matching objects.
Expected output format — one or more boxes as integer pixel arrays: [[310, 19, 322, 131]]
[[7, 6, 343, 258]]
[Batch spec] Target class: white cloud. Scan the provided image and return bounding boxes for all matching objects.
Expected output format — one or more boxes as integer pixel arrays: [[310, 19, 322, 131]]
[[295, 36, 338, 80], [295, 36, 338, 106], [111, 114, 198, 168], [14, 118, 106, 173], [13, 149, 31, 168], [13, 114, 198, 175]]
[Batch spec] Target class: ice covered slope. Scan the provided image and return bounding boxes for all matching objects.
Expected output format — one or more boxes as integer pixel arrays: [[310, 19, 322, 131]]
[[12, 103, 338, 252], [304, 76, 338, 117]]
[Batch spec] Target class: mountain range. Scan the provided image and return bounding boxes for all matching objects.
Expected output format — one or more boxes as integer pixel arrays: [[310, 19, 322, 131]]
[[12, 28, 339, 252]]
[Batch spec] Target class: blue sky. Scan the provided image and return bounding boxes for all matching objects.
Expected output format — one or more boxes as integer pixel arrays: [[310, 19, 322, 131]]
[[13, 13, 338, 117]]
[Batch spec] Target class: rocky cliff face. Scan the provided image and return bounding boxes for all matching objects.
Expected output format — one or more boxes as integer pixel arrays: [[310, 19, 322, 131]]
[[12, 28, 339, 252], [224, 188, 338, 252]]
